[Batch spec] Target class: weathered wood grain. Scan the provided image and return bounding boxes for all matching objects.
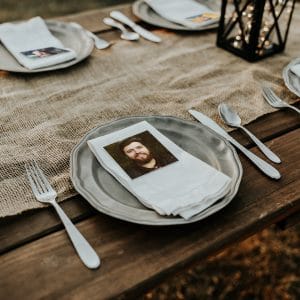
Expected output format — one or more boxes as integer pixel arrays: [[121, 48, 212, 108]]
[[1, 129, 299, 300], [0, 110, 299, 254]]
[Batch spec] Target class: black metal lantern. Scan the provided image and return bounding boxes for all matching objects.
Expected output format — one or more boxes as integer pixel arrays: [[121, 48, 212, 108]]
[[217, 0, 296, 61]]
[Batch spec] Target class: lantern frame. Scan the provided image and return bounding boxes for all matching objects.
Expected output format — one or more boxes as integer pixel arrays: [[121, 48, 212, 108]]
[[217, 0, 296, 62]]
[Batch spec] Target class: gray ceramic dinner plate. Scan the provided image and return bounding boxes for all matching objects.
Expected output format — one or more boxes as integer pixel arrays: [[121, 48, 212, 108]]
[[132, 0, 220, 31], [283, 58, 300, 97], [70, 116, 243, 226], [0, 20, 94, 73]]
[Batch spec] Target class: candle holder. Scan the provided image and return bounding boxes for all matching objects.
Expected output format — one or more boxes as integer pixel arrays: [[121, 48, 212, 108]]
[[217, 0, 296, 61]]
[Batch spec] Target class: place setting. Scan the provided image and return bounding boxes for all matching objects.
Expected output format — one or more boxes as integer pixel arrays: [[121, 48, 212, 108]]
[[132, 0, 222, 31], [0, 16, 97, 73]]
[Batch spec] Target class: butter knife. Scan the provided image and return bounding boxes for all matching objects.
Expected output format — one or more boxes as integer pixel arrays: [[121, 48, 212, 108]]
[[110, 11, 162, 43], [188, 109, 281, 180]]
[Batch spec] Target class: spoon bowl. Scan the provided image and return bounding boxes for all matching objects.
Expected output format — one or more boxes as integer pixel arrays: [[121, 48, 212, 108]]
[[121, 31, 139, 41], [103, 17, 140, 41], [218, 103, 241, 127]]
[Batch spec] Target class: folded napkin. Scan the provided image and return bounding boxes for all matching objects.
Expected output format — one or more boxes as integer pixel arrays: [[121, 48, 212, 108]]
[[88, 121, 231, 220], [0, 16, 76, 69], [290, 64, 300, 78], [144, 0, 219, 29]]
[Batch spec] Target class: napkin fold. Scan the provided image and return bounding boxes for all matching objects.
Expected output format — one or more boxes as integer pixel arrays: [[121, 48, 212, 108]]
[[144, 0, 219, 29], [0, 16, 76, 69], [290, 64, 300, 78], [88, 121, 231, 220]]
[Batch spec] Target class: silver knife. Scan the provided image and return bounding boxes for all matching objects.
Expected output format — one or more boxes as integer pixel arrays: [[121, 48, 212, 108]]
[[188, 109, 281, 180], [110, 11, 162, 43]]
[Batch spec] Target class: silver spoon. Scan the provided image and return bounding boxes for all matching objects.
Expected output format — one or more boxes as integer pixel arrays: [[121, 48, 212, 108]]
[[218, 103, 281, 164], [103, 17, 139, 41], [70, 22, 111, 50]]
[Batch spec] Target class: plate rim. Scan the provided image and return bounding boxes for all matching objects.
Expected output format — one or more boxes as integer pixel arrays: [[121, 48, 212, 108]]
[[282, 57, 300, 97], [132, 0, 218, 31], [0, 19, 94, 73], [70, 115, 243, 226]]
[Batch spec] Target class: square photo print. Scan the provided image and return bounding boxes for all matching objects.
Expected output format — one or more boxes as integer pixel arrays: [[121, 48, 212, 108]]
[[104, 131, 178, 179], [21, 47, 70, 59]]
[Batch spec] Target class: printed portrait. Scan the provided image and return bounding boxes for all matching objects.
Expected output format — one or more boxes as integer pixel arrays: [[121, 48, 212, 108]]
[[104, 131, 178, 179], [21, 47, 69, 59]]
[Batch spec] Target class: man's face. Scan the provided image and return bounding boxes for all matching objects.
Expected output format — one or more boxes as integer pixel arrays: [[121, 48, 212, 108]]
[[123, 141, 153, 164]]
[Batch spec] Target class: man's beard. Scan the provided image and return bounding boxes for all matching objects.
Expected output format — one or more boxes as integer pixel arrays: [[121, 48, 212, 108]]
[[134, 152, 153, 165]]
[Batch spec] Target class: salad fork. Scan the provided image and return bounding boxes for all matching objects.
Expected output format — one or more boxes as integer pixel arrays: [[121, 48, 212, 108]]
[[25, 160, 100, 269], [262, 86, 300, 114]]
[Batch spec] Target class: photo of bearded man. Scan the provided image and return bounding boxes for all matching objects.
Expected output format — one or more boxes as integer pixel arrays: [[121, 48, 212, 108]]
[[104, 131, 178, 179]]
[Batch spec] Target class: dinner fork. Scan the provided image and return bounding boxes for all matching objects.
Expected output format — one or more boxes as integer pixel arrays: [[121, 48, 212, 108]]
[[25, 160, 100, 269], [262, 86, 300, 114]]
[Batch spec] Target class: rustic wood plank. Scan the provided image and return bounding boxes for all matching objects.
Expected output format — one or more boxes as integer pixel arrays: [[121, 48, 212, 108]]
[[0, 129, 299, 300], [0, 195, 96, 254], [276, 210, 300, 230], [0, 110, 299, 254]]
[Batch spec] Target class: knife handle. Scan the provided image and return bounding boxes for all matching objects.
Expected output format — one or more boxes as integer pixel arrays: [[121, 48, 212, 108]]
[[110, 11, 135, 28], [230, 139, 281, 180]]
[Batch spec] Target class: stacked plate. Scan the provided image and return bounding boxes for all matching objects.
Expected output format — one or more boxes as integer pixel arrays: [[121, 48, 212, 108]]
[[283, 58, 300, 97], [132, 0, 221, 31], [70, 116, 243, 226], [0, 20, 93, 73]]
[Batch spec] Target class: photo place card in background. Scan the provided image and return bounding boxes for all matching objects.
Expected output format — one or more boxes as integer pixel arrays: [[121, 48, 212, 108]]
[[0, 16, 76, 69], [144, 0, 219, 29]]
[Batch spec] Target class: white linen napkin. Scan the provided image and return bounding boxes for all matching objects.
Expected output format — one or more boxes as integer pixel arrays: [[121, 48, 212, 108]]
[[88, 121, 231, 219], [290, 64, 300, 78], [144, 0, 219, 29], [0, 16, 76, 69]]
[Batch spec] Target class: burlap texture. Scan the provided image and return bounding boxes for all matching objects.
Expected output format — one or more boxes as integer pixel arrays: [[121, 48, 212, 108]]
[[0, 8, 299, 217]]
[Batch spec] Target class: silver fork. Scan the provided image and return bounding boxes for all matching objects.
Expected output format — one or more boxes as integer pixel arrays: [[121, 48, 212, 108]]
[[262, 86, 300, 114], [25, 161, 100, 269]]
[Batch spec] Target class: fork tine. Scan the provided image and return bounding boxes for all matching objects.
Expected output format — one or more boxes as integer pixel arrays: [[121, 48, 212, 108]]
[[262, 87, 274, 104], [32, 160, 54, 192], [29, 161, 51, 193], [28, 162, 47, 193], [25, 163, 43, 196], [262, 87, 278, 106]]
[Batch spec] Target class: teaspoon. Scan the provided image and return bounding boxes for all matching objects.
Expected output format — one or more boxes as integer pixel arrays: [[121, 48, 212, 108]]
[[218, 103, 281, 164], [70, 22, 111, 50], [103, 17, 139, 41]]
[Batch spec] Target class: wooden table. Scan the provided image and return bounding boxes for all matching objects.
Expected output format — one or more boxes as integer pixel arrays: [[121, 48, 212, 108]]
[[1, 4, 299, 300]]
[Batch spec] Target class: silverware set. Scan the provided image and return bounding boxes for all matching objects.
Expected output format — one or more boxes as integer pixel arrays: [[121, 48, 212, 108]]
[[73, 10, 161, 50], [109, 11, 161, 43], [189, 86, 299, 180], [188, 109, 281, 180]]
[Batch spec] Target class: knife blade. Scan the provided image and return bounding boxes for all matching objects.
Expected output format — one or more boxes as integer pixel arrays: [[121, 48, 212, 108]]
[[188, 109, 281, 180], [110, 11, 162, 43]]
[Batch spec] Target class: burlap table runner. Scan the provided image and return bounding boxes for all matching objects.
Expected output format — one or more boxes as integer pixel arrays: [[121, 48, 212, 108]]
[[1, 8, 299, 217]]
